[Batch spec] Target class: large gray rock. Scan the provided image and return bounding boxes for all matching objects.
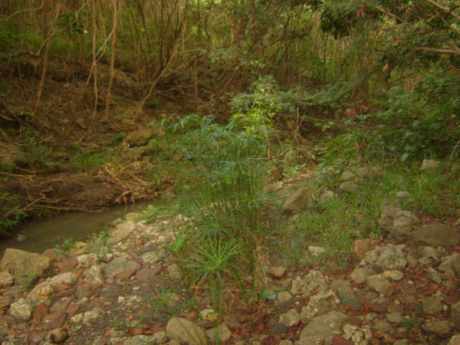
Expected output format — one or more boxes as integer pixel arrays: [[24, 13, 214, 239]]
[[299, 311, 348, 342], [166, 317, 207, 345], [410, 223, 460, 247], [0, 248, 50, 282], [104, 257, 140, 280], [379, 207, 418, 238]]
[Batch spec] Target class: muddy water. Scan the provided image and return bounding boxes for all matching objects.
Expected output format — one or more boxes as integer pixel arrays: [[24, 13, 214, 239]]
[[0, 203, 150, 254]]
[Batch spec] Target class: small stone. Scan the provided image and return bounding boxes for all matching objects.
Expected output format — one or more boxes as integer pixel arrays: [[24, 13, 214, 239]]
[[366, 274, 392, 295], [279, 309, 301, 327], [206, 324, 232, 342], [77, 254, 98, 268], [9, 298, 32, 321], [299, 311, 348, 342], [104, 257, 140, 280], [308, 246, 326, 257], [269, 266, 287, 278], [142, 251, 164, 265], [396, 191, 410, 199], [319, 190, 336, 203], [350, 267, 374, 284], [48, 328, 68, 344], [383, 270, 404, 281], [342, 324, 372, 345], [421, 159, 440, 171], [422, 294, 444, 315], [283, 187, 312, 213], [339, 181, 358, 193], [0, 271, 14, 288], [423, 319, 452, 336], [166, 317, 208, 345], [277, 291, 292, 304], [200, 309, 218, 322]]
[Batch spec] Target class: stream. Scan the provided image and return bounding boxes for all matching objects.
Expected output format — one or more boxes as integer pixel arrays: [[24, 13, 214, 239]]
[[0, 202, 150, 255]]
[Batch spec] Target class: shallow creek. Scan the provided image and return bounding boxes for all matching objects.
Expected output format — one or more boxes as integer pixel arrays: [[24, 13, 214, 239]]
[[0, 202, 150, 254]]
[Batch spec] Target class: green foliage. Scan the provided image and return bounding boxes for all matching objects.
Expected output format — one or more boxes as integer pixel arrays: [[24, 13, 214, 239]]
[[0, 191, 26, 233], [87, 230, 111, 259], [20, 128, 52, 169], [367, 68, 460, 161]]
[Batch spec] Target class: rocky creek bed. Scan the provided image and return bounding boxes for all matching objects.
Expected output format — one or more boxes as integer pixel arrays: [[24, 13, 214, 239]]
[[1, 165, 460, 345]]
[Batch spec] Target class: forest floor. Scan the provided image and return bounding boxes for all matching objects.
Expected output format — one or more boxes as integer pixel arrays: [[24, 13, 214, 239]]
[[1, 162, 460, 345], [0, 63, 190, 232]]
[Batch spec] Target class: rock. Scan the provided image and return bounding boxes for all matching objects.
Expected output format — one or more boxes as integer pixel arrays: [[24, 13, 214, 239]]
[[386, 312, 403, 324], [296, 336, 323, 345], [206, 324, 232, 342], [0, 248, 50, 282], [421, 159, 440, 171], [70, 241, 87, 255], [378, 207, 418, 238], [77, 254, 98, 268], [350, 267, 374, 285], [71, 309, 103, 325], [396, 191, 410, 199], [331, 280, 361, 310], [283, 187, 312, 214], [301, 289, 337, 320], [104, 257, 140, 280], [83, 265, 104, 286], [319, 190, 336, 203], [308, 246, 326, 257], [339, 181, 358, 193], [439, 254, 460, 277], [0, 271, 14, 288], [269, 266, 286, 278], [279, 309, 301, 327], [9, 298, 32, 321], [200, 309, 218, 322], [277, 291, 292, 304], [110, 221, 137, 244], [48, 328, 68, 344], [422, 319, 452, 336], [142, 251, 165, 265], [383, 270, 404, 281], [167, 264, 182, 280], [418, 246, 442, 265], [451, 301, 460, 330], [340, 171, 356, 181], [362, 244, 407, 270], [410, 223, 460, 246], [366, 274, 392, 295], [343, 324, 372, 345], [48, 272, 77, 291], [299, 311, 348, 342], [124, 335, 156, 345], [372, 320, 391, 333], [291, 270, 328, 296], [353, 239, 377, 259], [448, 335, 460, 345], [422, 294, 444, 315], [166, 317, 207, 345]]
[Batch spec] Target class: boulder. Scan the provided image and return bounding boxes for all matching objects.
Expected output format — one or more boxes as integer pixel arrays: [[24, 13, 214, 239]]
[[166, 317, 207, 345], [1, 248, 50, 282]]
